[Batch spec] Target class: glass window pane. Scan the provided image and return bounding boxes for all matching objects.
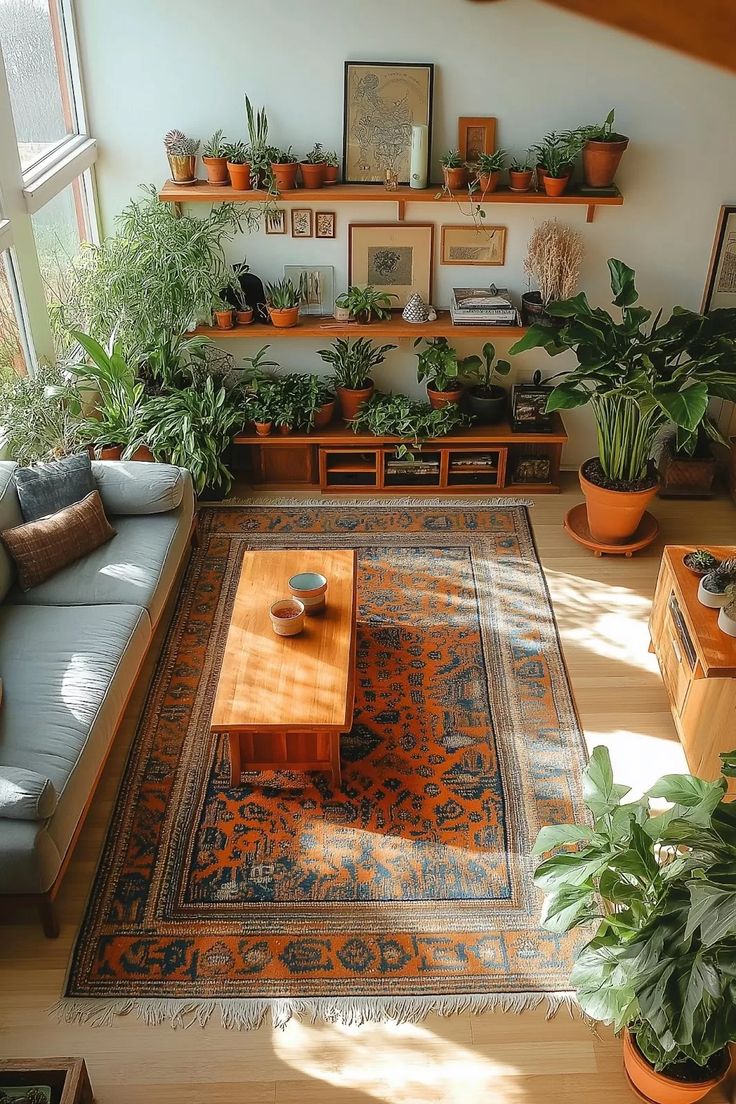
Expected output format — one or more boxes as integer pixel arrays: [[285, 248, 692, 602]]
[[0, 0, 77, 172], [0, 252, 29, 378], [31, 177, 90, 303]]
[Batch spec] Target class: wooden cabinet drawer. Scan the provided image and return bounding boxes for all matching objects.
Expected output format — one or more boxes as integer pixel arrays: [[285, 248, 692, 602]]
[[657, 628, 692, 715]]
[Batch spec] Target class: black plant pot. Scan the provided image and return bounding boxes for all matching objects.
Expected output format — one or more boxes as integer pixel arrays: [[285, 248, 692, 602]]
[[465, 385, 507, 425], [521, 291, 562, 328]]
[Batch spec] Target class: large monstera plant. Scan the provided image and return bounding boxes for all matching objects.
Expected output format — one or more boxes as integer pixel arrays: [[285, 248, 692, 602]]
[[533, 746, 736, 1083], [510, 259, 736, 483]]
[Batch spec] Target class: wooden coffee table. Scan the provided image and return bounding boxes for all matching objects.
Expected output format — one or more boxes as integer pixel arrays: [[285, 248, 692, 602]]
[[211, 548, 357, 785]]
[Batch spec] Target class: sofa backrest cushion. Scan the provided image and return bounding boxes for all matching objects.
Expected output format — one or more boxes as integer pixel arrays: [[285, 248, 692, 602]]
[[0, 462, 21, 601], [0, 764, 57, 820], [14, 452, 95, 522], [92, 461, 186, 515]]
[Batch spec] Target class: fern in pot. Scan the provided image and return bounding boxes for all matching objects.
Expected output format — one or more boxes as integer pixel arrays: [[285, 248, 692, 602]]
[[533, 745, 736, 1104]]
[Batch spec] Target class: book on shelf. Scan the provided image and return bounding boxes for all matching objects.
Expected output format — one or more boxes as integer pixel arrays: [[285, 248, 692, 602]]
[[450, 286, 519, 326]]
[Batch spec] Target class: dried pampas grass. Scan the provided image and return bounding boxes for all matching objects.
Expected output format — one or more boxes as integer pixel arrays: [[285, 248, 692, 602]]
[[524, 219, 584, 306]]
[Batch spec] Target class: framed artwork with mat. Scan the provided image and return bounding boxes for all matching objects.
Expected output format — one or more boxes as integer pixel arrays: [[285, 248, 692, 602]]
[[701, 204, 736, 312], [441, 224, 506, 266], [458, 116, 497, 162], [349, 222, 434, 308]]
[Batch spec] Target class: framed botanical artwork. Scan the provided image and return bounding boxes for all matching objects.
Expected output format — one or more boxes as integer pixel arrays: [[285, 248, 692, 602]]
[[349, 222, 434, 308], [265, 209, 286, 235], [342, 61, 434, 185], [315, 211, 336, 239], [702, 205, 736, 312], [284, 265, 335, 317], [291, 208, 313, 238], [511, 380, 555, 433], [441, 224, 506, 266], [458, 116, 496, 163]]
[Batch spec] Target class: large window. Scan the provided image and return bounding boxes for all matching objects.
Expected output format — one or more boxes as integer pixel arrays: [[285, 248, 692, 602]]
[[0, 251, 28, 377]]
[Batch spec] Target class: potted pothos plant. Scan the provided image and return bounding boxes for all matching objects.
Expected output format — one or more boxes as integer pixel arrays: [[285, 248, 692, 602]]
[[461, 341, 512, 424], [533, 745, 736, 1104], [577, 108, 629, 188], [414, 337, 476, 410], [349, 392, 468, 456], [511, 259, 736, 547], [334, 285, 397, 325], [317, 337, 397, 422]]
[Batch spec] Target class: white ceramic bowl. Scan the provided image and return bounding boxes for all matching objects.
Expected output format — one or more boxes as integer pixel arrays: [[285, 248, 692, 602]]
[[289, 571, 328, 614], [269, 598, 305, 636], [698, 577, 730, 608]]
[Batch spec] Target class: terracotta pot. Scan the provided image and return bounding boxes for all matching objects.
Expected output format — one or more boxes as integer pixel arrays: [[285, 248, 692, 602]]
[[622, 1031, 730, 1104], [583, 137, 629, 188], [202, 156, 229, 186], [427, 384, 463, 410], [99, 445, 122, 461], [130, 445, 154, 462], [268, 306, 299, 329], [214, 309, 234, 330], [580, 461, 658, 545], [227, 161, 252, 190], [509, 168, 534, 192], [542, 172, 571, 197], [443, 166, 468, 191], [278, 424, 293, 435], [323, 164, 339, 185], [337, 381, 375, 423], [271, 162, 299, 192], [254, 422, 272, 437], [235, 308, 254, 326], [312, 399, 336, 430], [476, 170, 501, 193], [300, 162, 325, 189]]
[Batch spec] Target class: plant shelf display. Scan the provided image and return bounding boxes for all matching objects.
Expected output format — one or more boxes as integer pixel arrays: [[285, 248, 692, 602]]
[[235, 418, 567, 495], [193, 312, 527, 341]]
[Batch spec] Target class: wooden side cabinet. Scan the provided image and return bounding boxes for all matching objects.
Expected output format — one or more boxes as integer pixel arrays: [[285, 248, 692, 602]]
[[0, 1058, 93, 1103], [649, 546, 736, 783]]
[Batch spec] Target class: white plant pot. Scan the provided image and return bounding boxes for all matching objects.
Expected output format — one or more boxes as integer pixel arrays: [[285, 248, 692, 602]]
[[718, 605, 736, 637], [698, 577, 730, 608]]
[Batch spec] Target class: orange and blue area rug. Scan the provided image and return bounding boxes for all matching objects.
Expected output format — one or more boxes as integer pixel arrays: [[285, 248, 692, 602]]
[[62, 501, 588, 1028]]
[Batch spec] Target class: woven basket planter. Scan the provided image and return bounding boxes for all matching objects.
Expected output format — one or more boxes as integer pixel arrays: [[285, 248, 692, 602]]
[[658, 440, 717, 498]]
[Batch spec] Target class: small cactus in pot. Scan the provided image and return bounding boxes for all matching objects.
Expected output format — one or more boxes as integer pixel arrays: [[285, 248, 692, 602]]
[[164, 128, 199, 184], [683, 548, 721, 577], [698, 557, 736, 609]]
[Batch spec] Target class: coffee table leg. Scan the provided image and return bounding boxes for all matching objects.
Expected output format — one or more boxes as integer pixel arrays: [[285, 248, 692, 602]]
[[228, 732, 242, 787], [331, 733, 342, 787]]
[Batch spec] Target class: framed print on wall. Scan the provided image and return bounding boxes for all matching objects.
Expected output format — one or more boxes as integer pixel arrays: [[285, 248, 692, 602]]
[[265, 209, 286, 235], [702, 205, 736, 312], [349, 222, 434, 308], [291, 208, 313, 238], [458, 116, 497, 163], [315, 211, 336, 239], [441, 224, 506, 266], [343, 61, 434, 185]]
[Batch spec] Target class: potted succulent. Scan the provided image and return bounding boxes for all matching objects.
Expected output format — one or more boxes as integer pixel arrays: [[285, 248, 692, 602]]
[[317, 337, 397, 422], [508, 153, 534, 193], [511, 260, 736, 547], [414, 337, 476, 409], [718, 587, 736, 636], [300, 143, 326, 189], [472, 149, 507, 194], [698, 559, 736, 608], [224, 141, 251, 190], [440, 149, 468, 191], [265, 278, 300, 329], [334, 285, 397, 325], [521, 218, 584, 326], [164, 129, 199, 184], [270, 146, 299, 192], [533, 744, 736, 1104], [202, 129, 229, 186], [349, 392, 468, 452], [682, 549, 720, 578], [322, 149, 340, 185], [461, 341, 512, 424], [212, 296, 234, 330], [532, 132, 580, 197], [578, 108, 629, 188]]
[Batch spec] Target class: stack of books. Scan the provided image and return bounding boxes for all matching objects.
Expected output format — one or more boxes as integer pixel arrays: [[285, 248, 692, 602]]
[[450, 286, 519, 326], [450, 454, 498, 475], [386, 457, 440, 477]]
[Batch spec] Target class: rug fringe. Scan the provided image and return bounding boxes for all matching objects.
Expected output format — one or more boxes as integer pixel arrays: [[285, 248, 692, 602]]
[[50, 991, 578, 1030], [217, 495, 534, 508]]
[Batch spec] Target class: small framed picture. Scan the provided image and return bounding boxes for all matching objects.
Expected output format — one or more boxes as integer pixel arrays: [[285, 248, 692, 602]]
[[291, 208, 313, 238], [349, 222, 434, 308], [511, 381, 555, 433], [458, 116, 497, 163], [264, 209, 286, 235], [441, 224, 506, 266], [701, 205, 736, 312], [315, 211, 336, 239]]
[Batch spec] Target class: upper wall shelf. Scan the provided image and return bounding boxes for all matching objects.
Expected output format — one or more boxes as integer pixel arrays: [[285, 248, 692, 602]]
[[191, 311, 527, 342], [158, 180, 624, 224]]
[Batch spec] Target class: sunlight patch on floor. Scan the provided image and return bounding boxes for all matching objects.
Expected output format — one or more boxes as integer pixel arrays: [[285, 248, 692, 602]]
[[584, 728, 688, 798]]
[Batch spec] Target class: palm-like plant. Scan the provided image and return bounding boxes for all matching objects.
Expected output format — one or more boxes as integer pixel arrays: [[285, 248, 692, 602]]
[[317, 337, 397, 391]]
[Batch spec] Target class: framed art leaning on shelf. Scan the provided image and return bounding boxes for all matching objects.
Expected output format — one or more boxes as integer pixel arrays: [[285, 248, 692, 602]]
[[349, 222, 434, 308]]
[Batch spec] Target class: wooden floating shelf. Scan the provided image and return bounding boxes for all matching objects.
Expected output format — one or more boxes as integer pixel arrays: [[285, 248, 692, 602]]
[[234, 417, 567, 448], [193, 311, 527, 341], [160, 180, 623, 223]]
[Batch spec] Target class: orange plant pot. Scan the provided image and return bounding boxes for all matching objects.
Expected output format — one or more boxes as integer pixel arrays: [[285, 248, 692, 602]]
[[268, 306, 299, 329], [476, 171, 501, 193], [271, 162, 299, 191], [337, 382, 374, 423], [213, 309, 234, 330], [323, 164, 339, 185], [312, 399, 336, 430], [443, 166, 468, 191], [580, 462, 658, 545], [427, 384, 463, 410], [99, 445, 122, 460], [202, 156, 229, 186], [542, 173, 571, 197], [227, 162, 252, 190], [130, 445, 154, 462], [583, 138, 629, 188], [254, 422, 272, 437], [235, 308, 254, 326], [509, 169, 533, 192], [300, 162, 325, 188], [622, 1031, 730, 1104]]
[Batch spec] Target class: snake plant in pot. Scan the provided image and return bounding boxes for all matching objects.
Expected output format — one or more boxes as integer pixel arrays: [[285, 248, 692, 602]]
[[534, 745, 736, 1104], [510, 259, 736, 546]]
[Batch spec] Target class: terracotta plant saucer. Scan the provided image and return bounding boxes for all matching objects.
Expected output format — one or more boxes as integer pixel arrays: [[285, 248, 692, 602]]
[[564, 502, 659, 558]]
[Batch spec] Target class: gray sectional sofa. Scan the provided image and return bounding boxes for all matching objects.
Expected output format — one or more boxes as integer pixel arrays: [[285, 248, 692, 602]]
[[0, 460, 195, 935]]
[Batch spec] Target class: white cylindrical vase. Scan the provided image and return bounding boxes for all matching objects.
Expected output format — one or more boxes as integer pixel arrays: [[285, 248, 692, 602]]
[[410, 125, 429, 190]]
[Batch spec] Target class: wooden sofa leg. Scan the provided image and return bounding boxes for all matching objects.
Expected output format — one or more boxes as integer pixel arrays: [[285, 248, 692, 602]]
[[39, 897, 60, 938]]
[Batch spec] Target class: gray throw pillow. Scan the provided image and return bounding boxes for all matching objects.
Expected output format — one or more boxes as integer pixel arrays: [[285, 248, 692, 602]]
[[14, 453, 95, 522], [0, 765, 57, 820]]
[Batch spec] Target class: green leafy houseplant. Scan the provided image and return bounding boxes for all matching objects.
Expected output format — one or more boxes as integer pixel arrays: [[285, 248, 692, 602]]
[[265, 278, 300, 310], [0, 363, 87, 464], [414, 337, 478, 402], [574, 109, 630, 188], [317, 337, 396, 392], [531, 131, 582, 179], [224, 141, 249, 165], [577, 107, 628, 144], [267, 374, 335, 431], [349, 392, 468, 457], [203, 129, 228, 158], [303, 143, 326, 165], [334, 286, 397, 324], [533, 745, 736, 1090], [461, 341, 512, 424], [440, 149, 463, 169]]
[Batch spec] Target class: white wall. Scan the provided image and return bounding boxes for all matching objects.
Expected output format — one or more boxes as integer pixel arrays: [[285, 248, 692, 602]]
[[74, 0, 736, 466]]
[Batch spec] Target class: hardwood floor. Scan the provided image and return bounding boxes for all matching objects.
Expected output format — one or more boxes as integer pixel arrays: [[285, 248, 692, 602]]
[[1, 476, 734, 1104]]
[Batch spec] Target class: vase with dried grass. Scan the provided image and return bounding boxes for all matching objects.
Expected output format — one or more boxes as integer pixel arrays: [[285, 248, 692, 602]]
[[522, 219, 584, 327]]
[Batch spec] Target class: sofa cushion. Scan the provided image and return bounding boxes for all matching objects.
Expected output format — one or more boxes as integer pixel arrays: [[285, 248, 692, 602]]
[[9, 496, 194, 624], [1, 490, 116, 591], [0, 462, 21, 601], [0, 601, 150, 893], [92, 461, 186, 515], [0, 765, 57, 820], [14, 452, 94, 522]]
